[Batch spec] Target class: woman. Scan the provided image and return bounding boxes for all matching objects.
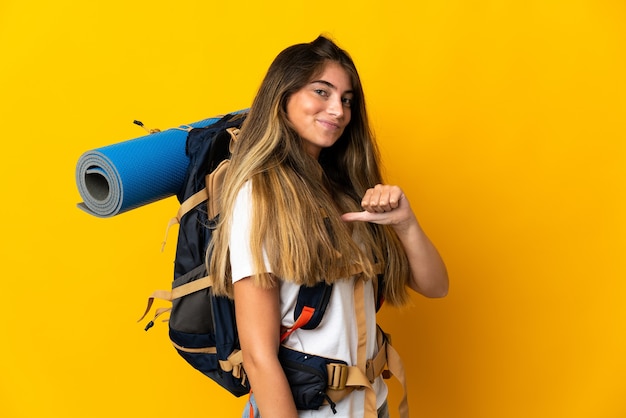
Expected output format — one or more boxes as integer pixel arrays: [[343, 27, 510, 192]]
[[209, 35, 448, 418]]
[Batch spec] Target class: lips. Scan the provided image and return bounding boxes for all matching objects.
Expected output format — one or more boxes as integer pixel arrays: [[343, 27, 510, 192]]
[[317, 119, 342, 131]]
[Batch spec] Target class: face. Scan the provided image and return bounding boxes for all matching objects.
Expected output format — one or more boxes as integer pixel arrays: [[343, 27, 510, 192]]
[[286, 61, 353, 159]]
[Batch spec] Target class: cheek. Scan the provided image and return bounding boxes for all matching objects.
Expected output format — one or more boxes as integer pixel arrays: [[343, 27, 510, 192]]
[[288, 96, 317, 128], [286, 95, 307, 122]]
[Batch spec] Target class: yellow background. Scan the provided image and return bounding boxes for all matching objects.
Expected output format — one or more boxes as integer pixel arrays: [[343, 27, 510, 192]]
[[1, 1, 624, 417]]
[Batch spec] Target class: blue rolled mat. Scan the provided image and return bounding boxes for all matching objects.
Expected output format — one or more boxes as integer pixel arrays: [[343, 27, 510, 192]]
[[75, 114, 233, 217]]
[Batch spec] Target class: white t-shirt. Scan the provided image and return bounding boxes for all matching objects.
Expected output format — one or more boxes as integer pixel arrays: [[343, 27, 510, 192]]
[[229, 181, 388, 417]]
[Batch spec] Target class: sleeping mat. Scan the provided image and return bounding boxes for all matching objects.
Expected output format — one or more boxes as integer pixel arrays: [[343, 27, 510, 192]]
[[75, 114, 235, 217]]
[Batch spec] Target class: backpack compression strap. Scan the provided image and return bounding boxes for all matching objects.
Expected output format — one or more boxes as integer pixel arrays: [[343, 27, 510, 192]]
[[137, 265, 212, 328]]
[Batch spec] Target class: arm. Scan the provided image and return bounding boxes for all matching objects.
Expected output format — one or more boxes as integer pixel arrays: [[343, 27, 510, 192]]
[[234, 277, 299, 418], [341, 184, 449, 298]]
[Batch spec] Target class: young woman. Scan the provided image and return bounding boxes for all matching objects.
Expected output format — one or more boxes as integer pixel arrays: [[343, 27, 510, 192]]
[[209, 35, 448, 418]]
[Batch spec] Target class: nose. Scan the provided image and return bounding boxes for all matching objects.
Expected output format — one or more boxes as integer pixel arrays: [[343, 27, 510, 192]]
[[327, 96, 344, 119]]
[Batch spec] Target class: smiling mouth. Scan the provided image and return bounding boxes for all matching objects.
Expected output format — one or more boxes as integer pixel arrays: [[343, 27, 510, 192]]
[[317, 119, 341, 130]]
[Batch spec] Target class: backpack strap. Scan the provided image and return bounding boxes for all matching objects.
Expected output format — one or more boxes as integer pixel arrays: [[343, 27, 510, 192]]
[[325, 276, 409, 418], [206, 159, 229, 220], [160, 188, 209, 251], [384, 337, 409, 418], [137, 265, 212, 327], [354, 276, 378, 418], [322, 327, 409, 418], [293, 282, 333, 330]]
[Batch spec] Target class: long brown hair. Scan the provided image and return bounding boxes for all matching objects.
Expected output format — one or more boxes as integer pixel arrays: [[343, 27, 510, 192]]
[[209, 36, 410, 306]]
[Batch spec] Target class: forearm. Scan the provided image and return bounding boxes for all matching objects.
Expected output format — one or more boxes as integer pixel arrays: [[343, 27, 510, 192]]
[[243, 352, 298, 418], [234, 278, 299, 418], [394, 216, 449, 298]]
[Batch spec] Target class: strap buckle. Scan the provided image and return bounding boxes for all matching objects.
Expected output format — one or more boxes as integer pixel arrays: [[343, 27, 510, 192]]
[[327, 363, 349, 390]]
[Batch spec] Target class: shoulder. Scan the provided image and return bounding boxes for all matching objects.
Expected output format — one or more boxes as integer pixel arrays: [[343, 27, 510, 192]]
[[232, 180, 253, 215]]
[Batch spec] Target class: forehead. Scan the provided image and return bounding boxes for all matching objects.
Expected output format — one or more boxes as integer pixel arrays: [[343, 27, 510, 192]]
[[310, 61, 354, 92]]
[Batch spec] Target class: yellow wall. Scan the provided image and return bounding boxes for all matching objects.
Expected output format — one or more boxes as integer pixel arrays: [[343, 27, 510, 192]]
[[1, 1, 624, 417]]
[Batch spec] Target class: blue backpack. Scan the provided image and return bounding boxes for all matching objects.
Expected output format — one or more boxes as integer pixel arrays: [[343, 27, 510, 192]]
[[137, 112, 338, 396], [138, 112, 407, 417]]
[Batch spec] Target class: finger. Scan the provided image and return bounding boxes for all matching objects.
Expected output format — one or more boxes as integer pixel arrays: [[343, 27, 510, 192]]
[[362, 185, 387, 213], [387, 187, 403, 210], [342, 210, 386, 222], [377, 187, 393, 212], [341, 211, 370, 222], [360, 189, 376, 213]]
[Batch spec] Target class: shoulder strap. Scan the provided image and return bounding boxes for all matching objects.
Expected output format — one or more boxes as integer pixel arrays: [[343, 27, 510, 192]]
[[280, 283, 332, 343], [294, 282, 333, 330]]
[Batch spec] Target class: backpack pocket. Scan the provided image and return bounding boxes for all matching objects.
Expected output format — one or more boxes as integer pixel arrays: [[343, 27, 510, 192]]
[[168, 266, 250, 397], [278, 346, 347, 412]]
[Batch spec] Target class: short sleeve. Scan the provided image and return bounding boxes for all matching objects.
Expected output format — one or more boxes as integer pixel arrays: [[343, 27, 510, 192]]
[[229, 181, 272, 283]]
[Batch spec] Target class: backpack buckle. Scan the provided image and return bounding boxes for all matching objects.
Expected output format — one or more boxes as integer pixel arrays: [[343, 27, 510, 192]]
[[327, 363, 349, 390]]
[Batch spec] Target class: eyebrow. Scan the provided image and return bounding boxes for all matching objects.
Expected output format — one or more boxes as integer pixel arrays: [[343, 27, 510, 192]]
[[310, 80, 354, 95]]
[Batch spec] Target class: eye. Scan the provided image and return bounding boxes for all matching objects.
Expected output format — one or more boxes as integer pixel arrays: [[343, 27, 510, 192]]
[[341, 97, 353, 107], [314, 89, 329, 97]]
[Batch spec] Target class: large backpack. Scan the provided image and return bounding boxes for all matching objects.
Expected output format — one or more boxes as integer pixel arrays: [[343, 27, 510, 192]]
[[137, 112, 335, 395], [137, 112, 409, 417]]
